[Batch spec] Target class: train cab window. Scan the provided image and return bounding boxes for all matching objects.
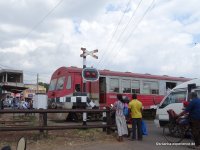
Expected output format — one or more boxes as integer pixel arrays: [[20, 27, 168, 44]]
[[75, 84, 81, 92], [110, 78, 119, 93], [56, 76, 65, 90], [122, 79, 131, 93], [132, 80, 140, 94], [160, 91, 186, 108], [66, 76, 72, 89], [143, 81, 159, 94], [49, 79, 57, 91]]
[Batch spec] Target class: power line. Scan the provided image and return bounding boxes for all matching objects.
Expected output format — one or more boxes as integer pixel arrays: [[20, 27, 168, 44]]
[[103, 0, 156, 70], [0, 64, 16, 70], [23, 0, 64, 39], [96, 0, 132, 68], [0, 63, 50, 77], [98, 0, 143, 69]]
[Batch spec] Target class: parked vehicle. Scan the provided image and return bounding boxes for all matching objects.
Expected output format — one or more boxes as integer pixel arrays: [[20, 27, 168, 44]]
[[154, 78, 200, 127]]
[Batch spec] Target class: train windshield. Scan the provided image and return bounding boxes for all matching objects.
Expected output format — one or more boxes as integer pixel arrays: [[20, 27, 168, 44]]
[[56, 76, 65, 90], [49, 79, 57, 91]]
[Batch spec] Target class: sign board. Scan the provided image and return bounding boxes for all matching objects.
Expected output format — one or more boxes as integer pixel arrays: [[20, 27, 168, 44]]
[[80, 48, 98, 59], [82, 67, 99, 82]]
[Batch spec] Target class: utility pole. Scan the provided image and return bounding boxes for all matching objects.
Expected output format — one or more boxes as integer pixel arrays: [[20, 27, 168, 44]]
[[37, 73, 39, 94]]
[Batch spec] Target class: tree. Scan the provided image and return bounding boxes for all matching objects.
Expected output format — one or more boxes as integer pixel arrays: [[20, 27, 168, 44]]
[[38, 82, 49, 92]]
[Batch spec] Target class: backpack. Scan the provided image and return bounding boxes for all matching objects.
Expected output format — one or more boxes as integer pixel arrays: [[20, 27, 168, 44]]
[[123, 104, 129, 116]]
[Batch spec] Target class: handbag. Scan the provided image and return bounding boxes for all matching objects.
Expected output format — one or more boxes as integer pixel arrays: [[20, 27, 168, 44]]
[[142, 120, 148, 135]]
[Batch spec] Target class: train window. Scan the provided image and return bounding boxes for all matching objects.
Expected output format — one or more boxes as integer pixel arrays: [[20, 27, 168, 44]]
[[160, 91, 186, 108], [66, 76, 72, 89], [143, 81, 159, 94], [75, 84, 80, 92], [49, 79, 57, 91], [132, 80, 140, 94], [122, 79, 131, 93], [56, 76, 65, 90], [110, 78, 119, 93]]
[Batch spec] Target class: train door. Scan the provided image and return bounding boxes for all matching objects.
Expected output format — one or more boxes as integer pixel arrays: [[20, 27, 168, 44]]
[[99, 77, 106, 104]]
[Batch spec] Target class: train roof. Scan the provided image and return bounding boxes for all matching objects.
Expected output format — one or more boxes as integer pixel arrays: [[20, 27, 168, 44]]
[[51, 66, 191, 82]]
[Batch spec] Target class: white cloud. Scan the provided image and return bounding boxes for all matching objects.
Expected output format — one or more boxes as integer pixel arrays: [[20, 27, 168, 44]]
[[0, 0, 200, 84]]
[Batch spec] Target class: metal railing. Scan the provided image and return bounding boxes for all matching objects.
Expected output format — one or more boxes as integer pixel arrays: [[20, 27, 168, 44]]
[[0, 108, 114, 134]]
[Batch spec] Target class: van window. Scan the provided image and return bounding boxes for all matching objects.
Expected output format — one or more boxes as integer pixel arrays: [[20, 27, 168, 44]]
[[196, 90, 200, 98], [160, 91, 186, 108]]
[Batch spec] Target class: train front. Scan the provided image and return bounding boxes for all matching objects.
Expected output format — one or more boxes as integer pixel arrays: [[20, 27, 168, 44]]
[[47, 66, 74, 109]]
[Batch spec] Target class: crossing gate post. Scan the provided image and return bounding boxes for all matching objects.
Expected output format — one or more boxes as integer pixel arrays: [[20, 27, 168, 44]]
[[102, 107, 107, 132], [80, 47, 98, 126]]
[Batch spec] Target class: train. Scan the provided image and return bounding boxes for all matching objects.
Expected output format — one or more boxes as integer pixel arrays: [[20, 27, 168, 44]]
[[47, 66, 191, 110]]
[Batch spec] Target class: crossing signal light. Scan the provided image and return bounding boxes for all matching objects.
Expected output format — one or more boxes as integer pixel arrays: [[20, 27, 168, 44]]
[[82, 68, 99, 82]]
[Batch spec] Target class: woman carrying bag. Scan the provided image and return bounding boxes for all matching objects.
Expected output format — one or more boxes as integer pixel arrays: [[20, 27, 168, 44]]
[[113, 94, 128, 142]]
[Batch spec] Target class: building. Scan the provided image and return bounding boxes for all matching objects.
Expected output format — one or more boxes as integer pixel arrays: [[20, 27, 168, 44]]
[[0, 69, 27, 94], [23, 84, 46, 100]]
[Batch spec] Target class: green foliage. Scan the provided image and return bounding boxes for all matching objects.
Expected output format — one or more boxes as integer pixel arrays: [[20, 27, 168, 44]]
[[38, 82, 49, 91]]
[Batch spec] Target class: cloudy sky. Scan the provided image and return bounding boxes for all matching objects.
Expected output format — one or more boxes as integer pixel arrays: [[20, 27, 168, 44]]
[[0, 0, 200, 83]]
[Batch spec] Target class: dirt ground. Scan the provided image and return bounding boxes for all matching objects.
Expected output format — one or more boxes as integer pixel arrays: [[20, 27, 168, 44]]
[[0, 113, 117, 150], [0, 129, 117, 150]]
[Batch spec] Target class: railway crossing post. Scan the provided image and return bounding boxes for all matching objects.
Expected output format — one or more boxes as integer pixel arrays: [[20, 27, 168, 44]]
[[80, 47, 98, 126]]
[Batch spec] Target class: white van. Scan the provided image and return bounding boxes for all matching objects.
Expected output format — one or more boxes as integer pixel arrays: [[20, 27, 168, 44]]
[[154, 78, 200, 127]]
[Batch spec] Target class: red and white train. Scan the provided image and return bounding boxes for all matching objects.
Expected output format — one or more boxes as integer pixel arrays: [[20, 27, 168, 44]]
[[47, 66, 190, 110]]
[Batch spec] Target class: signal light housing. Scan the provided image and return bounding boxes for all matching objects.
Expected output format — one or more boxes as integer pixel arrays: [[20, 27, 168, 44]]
[[82, 68, 99, 82]]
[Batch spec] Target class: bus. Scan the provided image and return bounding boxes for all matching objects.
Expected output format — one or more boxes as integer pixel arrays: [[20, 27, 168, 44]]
[[154, 78, 200, 128], [47, 66, 190, 110]]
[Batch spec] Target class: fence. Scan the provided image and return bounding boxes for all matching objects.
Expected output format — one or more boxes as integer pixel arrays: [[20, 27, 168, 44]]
[[0, 108, 115, 134]]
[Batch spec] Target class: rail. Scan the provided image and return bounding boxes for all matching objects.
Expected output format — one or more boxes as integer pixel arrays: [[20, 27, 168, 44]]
[[0, 108, 115, 134]]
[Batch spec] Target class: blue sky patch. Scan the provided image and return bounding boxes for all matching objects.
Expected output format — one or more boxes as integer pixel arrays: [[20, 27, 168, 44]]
[[106, 4, 120, 12], [173, 13, 191, 25], [73, 20, 81, 34], [193, 34, 200, 44]]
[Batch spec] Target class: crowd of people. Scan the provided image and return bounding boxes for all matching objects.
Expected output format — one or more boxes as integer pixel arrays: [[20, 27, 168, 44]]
[[113, 93, 143, 142], [113, 92, 200, 149], [0, 97, 32, 110]]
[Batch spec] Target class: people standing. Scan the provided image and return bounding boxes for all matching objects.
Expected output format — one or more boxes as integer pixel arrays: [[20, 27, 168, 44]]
[[128, 94, 143, 141], [178, 92, 200, 149], [114, 94, 128, 142]]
